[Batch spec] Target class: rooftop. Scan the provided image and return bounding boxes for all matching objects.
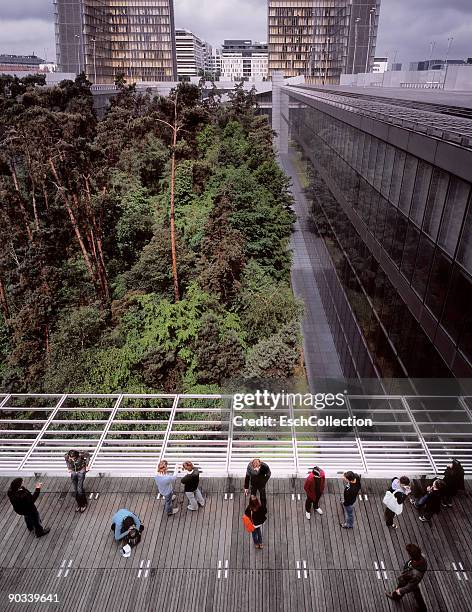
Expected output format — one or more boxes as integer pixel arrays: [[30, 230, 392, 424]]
[[0, 476, 470, 611]]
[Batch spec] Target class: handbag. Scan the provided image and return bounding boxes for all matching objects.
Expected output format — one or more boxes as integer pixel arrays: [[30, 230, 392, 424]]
[[382, 490, 403, 515], [242, 514, 255, 533]]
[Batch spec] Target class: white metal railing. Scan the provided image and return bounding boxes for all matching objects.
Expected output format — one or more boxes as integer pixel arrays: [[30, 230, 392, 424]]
[[0, 393, 471, 478]]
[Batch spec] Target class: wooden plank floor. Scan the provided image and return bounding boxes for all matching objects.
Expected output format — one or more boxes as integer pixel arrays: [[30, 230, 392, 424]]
[[0, 477, 470, 611]]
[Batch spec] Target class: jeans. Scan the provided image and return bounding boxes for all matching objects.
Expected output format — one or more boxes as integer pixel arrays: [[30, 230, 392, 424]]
[[164, 491, 174, 515], [185, 489, 205, 510], [343, 504, 355, 528], [71, 471, 87, 507], [250, 485, 266, 506], [385, 507, 396, 526], [252, 527, 262, 545], [305, 496, 321, 512], [24, 507, 44, 536]]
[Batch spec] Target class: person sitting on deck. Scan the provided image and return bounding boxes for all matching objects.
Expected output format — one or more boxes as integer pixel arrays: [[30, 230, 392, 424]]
[[110, 508, 142, 542]]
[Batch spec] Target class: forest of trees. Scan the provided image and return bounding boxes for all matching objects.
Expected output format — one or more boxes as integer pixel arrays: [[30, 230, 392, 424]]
[[0, 74, 302, 394]]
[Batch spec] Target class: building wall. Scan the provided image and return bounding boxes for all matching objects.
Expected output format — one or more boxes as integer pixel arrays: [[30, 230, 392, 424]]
[[55, 0, 177, 83], [268, 0, 380, 83], [175, 29, 206, 78], [285, 90, 472, 378]]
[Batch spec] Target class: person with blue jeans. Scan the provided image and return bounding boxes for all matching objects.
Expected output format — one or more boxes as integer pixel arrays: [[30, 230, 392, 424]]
[[110, 508, 141, 541], [64, 449, 90, 513], [245, 495, 267, 549], [340, 471, 361, 529], [155, 460, 179, 516]]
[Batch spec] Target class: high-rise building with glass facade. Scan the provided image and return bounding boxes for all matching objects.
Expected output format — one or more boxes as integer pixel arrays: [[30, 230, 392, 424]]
[[55, 0, 177, 83], [274, 83, 472, 379], [268, 0, 380, 83]]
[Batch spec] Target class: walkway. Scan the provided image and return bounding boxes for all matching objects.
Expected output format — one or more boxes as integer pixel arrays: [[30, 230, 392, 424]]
[[280, 153, 343, 384], [1, 477, 470, 611]]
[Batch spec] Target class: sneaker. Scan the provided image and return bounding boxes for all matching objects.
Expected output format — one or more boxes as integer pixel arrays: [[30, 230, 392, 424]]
[[419, 516, 428, 522], [315, 508, 323, 515], [385, 591, 395, 600], [187, 505, 197, 511], [79, 506, 87, 513], [340, 523, 352, 529], [168, 508, 179, 516], [388, 524, 398, 529], [75, 507, 81, 512], [305, 512, 311, 520], [172, 495, 176, 501], [409, 497, 416, 505], [37, 528, 50, 538]]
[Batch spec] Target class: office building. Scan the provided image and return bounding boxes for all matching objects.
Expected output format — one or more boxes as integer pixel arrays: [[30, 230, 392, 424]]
[[207, 48, 222, 80], [268, 0, 380, 83], [54, 0, 177, 83], [274, 82, 472, 378], [0, 54, 45, 71], [221, 40, 268, 81], [175, 29, 209, 79]]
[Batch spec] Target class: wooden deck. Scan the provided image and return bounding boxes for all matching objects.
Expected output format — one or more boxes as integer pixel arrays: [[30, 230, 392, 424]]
[[0, 477, 470, 611]]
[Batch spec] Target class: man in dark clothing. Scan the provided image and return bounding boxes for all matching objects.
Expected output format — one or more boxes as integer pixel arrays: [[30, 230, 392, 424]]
[[410, 479, 445, 522], [180, 461, 205, 511], [64, 449, 90, 513], [386, 543, 427, 606], [304, 466, 326, 519], [340, 471, 361, 529], [244, 459, 271, 506], [442, 459, 465, 507], [7, 478, 50, 537]]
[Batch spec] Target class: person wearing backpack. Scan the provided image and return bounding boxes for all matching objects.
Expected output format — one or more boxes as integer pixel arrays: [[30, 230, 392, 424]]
[[340, 471, 361, 529], [243, 495, 267, 549], [383, 476, 411, 529], [244, 458, 271, 506]]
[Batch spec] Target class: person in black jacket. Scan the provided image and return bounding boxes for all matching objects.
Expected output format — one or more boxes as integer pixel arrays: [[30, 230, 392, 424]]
[[245, 495, 267, 549], [386, 543, 427, 605], [7, 478, 50, 537], [340, 471, 361, 529], [244, 458, 271, 505], [410, 479, 445, 522], [384, 476, 411, 529], [180, 461, 205, 511], [64, 449, 90, 513], [442, 459, 465, 507]]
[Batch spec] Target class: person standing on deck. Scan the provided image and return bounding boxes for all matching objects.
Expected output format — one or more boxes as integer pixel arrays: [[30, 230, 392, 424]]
[[304, 466, 326, 519], [7, 478, 50, 538], [244, 495, 267, 549], [442, 459, 465, 507], [180, 461, 205, 511], [386, 543, 427, 609], [154, 460, 179, 516], [64, 449, 90, 513], [340, 471, 361, 529], [244, 458, 271, 506], [383, 475, 411, 529]]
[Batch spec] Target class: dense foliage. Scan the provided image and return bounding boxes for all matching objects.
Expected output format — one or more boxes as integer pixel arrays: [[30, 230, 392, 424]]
[[0, 75, 302, 393]]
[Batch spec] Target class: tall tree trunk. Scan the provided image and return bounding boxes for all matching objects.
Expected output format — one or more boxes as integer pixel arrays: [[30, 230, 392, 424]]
[[169, 94, 180, 302]]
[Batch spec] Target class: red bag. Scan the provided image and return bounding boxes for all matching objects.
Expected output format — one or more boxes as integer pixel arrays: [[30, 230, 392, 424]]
[[242, 514, 255, 533]]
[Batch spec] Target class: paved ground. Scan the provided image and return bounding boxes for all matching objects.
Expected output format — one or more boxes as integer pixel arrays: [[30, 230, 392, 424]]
[[281, 153, 344, 384], [0, 476, 470, 611]]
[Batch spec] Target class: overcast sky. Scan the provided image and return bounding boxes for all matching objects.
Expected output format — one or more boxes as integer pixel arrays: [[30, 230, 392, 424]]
[[0, 0, 471, 67]]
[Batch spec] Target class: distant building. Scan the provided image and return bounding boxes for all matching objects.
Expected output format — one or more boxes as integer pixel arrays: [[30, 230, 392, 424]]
[[175, 29, 210, 79], [409, 59, 466, 71], [268, 0, 381, 84], [391, 62, 402, 71], [54, 0, 177, 83], [207, 48, 222, 80], [221, 40, 268, 81], [0, 54, 45, 71], [373, 56, 388, 73]]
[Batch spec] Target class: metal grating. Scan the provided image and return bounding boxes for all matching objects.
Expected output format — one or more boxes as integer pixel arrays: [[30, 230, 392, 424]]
[[0, 393, 471, 477]]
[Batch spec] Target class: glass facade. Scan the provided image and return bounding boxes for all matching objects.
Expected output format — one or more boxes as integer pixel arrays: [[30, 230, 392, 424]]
[[55, 0, 177, 83], [268, 0, 380, 82], [288, 96, 472, 378]]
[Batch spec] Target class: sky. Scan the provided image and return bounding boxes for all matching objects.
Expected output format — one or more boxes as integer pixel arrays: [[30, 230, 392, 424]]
[[0, 0, 471, 68]]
